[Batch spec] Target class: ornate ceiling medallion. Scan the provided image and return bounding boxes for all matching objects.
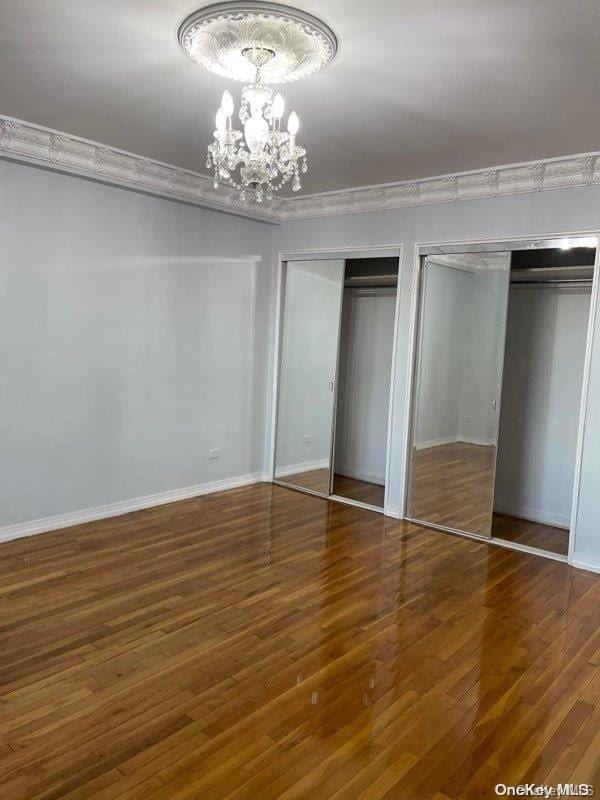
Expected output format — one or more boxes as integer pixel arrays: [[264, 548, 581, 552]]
[[178, 1, 337, 84], [178, 2, 337, 202]]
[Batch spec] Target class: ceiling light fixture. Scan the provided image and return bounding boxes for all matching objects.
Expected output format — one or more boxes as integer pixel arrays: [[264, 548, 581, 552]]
[[178, 2, 337, 202]]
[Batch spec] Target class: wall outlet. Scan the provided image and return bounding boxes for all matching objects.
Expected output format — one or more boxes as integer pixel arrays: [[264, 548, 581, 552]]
[[463, 416, 472, 424], [209, 448, 222, 461], [302, 434, 312, 444]]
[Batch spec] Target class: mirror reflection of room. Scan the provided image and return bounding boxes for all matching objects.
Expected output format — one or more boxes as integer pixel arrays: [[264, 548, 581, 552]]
[[275, 259, 345, 496], [332, 258, 399, 508], [274, 255, 399, 511], [408, 252, 511, 538], [406, 242, 595, 558]]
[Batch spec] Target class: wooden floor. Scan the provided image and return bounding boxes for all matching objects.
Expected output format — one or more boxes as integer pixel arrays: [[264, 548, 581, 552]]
[[333, 474, 385, 508], [408, 442, 497, 536], [278, 467, 331, 495], [1, 483, 598, 799], [492, 513, 570, 557], [279, 469, 385, 508], [409, 442, 571, 555]]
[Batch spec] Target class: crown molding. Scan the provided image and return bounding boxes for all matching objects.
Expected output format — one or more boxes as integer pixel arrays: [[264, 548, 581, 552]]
[[1, 114, 600, 224], [275, 151, 600, 220], [0, 115, 279, 224]]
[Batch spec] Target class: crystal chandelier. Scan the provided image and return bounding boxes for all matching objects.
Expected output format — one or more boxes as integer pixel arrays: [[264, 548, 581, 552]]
[[207, 47, 306, 202], [178, 2, 338, 202]]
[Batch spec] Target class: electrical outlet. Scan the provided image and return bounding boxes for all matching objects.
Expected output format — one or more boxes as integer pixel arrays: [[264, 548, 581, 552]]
[[302, 434, 312, 444], [209, 448, 222, 460], [463, 416, 472, 423]]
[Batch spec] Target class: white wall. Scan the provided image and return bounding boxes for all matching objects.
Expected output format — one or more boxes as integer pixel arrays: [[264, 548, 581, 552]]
[[275, 260, 344, 473], [0, 160, 274, 529], [413, 265, 465, 448], [457, 264, 511, 446], [275, 185, 600, 567], [414, 258, 509, 449], [334, 290, 395, 484], [494, 286, 592, 529], [4, 155, 600, 571]]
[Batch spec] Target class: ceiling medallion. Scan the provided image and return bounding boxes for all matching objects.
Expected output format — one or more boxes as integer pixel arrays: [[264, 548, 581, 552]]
[[178, 2, 337, 202]]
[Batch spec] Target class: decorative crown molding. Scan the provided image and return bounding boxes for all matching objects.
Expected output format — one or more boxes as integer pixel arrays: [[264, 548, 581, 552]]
[[275, 152, 600, 220], [1, 114, 600, 223], [0, 115, 279, 223]]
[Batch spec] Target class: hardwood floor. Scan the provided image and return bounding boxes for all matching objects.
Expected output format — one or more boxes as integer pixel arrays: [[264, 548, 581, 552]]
[[278, 470, 385, 508], [492, 513, 570, 557], [409, 443, 571, 555], [408, 442, 496, 536], [0, 482, 598, 799], [277, 467, 330, 495], [332, 474, 385, 508]]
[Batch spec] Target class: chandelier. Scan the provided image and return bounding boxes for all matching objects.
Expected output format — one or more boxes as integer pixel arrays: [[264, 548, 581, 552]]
[[178, 2, 338, 202]]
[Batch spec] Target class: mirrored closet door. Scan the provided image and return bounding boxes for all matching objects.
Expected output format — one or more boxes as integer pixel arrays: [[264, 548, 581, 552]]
[[407, 252, 511, 537], [275, 260, 345, 496], [274, 255, 399, 511]]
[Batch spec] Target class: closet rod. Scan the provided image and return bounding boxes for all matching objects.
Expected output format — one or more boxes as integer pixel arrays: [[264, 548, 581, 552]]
[[510, 279, 593, 288], [344, 286, 397, 296]]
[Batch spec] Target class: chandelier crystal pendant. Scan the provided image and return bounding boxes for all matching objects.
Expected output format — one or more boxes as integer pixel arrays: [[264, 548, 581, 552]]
[[178, 2, 337, 202], [207, 47, 306, 202]]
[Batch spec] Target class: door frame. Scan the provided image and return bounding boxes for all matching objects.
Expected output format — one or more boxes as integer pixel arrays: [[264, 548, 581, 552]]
[[269, 244, 404, 517], [402, 231, 600, 564]]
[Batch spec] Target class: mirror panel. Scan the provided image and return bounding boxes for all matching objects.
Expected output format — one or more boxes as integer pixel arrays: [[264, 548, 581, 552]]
[[275, 260, 345, 496], [407, 252, 511, 537]]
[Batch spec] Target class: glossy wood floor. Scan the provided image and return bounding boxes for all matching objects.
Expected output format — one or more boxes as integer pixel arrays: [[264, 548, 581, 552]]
[[333, 474, 385, 508], [408, 442, 497, 536], [278, 469, 385, 508], [1, 483, 598, 799], [492, 513, 570, 557], [278, 467, 331, 495]]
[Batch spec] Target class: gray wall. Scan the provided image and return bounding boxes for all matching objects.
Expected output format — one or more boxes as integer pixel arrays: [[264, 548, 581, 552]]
[[0, 160, 274, 527], [275, 260, 344, 473], [334, 289, 395, 484], [3, 155, 600, 571], [276, 186, 600, 568], [495, 286, 592, 529]]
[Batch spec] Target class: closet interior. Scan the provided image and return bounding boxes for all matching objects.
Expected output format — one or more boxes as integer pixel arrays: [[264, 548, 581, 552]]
[[492, 246, 594, 556], [406, 240, 596, 558], [274, 255, 399, 512]]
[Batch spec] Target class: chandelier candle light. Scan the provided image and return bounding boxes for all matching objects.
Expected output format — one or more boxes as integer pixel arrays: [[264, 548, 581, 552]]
[[210, 47, 305, 202], [178, 2, 337, 202]]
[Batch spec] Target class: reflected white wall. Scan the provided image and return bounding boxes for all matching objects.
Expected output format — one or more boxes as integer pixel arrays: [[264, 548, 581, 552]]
[[415, 257, 509, 449], [275, 260, 344, 474]]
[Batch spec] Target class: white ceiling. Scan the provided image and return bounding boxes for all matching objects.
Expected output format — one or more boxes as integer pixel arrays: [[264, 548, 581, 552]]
[[1, 0, 600, 196]]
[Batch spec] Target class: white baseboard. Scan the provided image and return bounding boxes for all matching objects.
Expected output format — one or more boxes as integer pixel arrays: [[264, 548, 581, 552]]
[[415, 435, 458, 450], [415, 435, 495, 451], [493, 502, 570, 530], [460, 436, 496, 447], [335, 466, 385, 486], [275, 459, 329, 478], [569, 555, 600, 574], [384, 503, 401, 519], [0, 472, 265, 544]]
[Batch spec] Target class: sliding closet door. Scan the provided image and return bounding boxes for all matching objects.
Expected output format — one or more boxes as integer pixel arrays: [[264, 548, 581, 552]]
[[275, 260, 345, 496], [407, 252, 511, 537]]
